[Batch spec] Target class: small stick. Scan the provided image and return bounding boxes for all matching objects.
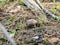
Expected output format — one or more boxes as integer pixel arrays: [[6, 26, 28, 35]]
[[0, 23, 17, 45], [22, 0, 58, 20], [35, 0, 57, 19]]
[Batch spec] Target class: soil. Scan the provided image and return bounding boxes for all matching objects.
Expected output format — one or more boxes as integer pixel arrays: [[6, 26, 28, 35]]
[[0, 2, 60, 45]]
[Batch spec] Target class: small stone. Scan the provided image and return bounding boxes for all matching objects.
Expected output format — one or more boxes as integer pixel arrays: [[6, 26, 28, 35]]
[[28, 35, 43, 43], [32, 36, 39, 39], [26, 19, 38, 28], [26, 19, 37, 25]]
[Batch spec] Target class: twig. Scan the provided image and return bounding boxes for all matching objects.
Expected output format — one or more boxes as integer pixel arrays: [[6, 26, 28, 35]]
[[22, 0, 58, 20], [35, 0, 57, 19], [0, 23, 17, 45], [22, 0, 40, 9]]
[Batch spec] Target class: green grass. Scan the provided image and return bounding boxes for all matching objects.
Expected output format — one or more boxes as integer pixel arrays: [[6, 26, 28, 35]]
[[43, 39, 52, 45], [18, 0, 24, 5], [7, 15, 14, 25], [55, 6, 60, 11], [50, 8, 56, 14], [52, 0, 56, 3], [9, 30, 15, 34], [0, 0, 6, 7], [38, 17, 45, 25]]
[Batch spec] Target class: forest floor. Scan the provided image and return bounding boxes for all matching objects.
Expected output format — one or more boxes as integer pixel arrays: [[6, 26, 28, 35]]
[[0, 2, 60, 45]]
